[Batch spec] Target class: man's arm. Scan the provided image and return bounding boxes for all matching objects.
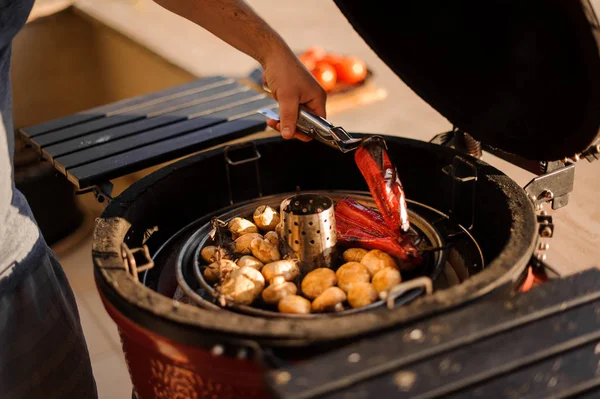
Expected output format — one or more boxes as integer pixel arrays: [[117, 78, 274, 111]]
[[153, 0, 326, 140]]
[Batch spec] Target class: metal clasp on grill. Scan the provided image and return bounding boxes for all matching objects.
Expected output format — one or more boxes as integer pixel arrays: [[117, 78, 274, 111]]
[[121, 243, 154, 281]]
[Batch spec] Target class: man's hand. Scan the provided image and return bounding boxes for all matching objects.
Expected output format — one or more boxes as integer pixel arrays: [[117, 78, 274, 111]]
[[262, 48, 326, 141], [153, 0, 327, 141]]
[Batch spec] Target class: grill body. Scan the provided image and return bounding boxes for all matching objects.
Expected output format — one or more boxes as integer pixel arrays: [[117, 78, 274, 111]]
[[93, 135, 537, 398]]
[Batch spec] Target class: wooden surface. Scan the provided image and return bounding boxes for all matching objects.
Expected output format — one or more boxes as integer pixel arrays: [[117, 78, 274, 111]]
[[20, 76, 276, 189]]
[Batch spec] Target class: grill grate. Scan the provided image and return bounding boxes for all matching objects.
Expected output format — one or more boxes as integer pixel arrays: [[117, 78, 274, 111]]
[[19, 76, 276, 189]]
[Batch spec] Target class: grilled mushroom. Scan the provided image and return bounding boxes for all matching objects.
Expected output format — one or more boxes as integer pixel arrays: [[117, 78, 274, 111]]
[[250, 237, 281, 264], [262, 281, 297, 304], [342, 248, 368, 263], [253, 205, 280, 232], [203, 259, 238, 284], [312, 287, 346, 313], [372, 268, 402, 295], [336, 262, 371, 292], [347, 282, 378, 308], [278, 295, 311, 314], [361, 249, 398, 277], [201, 245, 218, 263], [234, 233, 263, 255], [301, 268, 337, 300], [236, 255, 264, 271], [219, 266, 265, 305], [264, 231, 280, 247], [229, 217, 259, 239], [262, 259, 300, 283]]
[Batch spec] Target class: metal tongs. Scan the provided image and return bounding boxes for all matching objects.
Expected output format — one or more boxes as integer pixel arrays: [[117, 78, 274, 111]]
[[257, 107, 362, 153]]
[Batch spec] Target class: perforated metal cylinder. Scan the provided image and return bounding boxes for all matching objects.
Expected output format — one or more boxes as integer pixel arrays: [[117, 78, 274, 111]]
[[280, 194, 337, 275]]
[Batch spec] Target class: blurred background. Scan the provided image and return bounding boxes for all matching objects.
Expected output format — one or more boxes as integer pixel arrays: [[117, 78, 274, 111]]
[[10, 0, 600, 397]]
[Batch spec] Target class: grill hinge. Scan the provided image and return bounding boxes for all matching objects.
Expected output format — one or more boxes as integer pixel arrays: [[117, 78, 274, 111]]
[[524, 161, 575, 210]]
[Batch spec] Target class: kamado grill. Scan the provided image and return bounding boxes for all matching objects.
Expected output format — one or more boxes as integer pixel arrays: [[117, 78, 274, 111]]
[[19, 1, 600, 398]]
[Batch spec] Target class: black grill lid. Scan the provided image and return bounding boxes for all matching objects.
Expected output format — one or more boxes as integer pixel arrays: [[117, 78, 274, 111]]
[[334, 0, 600, 161]]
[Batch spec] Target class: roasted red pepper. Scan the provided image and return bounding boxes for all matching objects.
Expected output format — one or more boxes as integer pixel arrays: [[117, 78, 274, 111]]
[[335, 198, 396, 237], [335, 198, 422, 267], [354, 136, 410, 233]]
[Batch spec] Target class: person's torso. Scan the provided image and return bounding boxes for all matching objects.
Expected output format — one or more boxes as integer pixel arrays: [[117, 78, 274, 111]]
[[0, 0, 42, 280]]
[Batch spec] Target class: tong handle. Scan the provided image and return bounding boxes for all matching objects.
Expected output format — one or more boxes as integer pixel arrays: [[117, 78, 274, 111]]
[[257, 106, 361, 153], [296, 107, 338, 148]]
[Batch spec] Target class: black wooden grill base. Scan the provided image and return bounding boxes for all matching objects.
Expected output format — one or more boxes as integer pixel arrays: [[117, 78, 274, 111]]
[[266, 269, 600, 399]]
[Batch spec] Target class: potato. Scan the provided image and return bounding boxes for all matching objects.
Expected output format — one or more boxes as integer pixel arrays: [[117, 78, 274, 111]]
[[372, 268, 402, 294], [251, 237, 281, 264], [237, 255, 264, 271], [253, 205, 280, 232], [229, 217, 259, 239], [264, 231, 280, 247], [203, 259, 238, 284], [342, 248, 368, 263], [312, 287, 347, 313], [262, 260, 300, 283], [219, 266, 265, 305], [301, 268, 337, 300], [234, 233, 263, 255], [347, 282, 378, 308], [336, 262, 370, 292], [262, 281, 297, 304], [361, 249, 398, 277], [278, 295, 311, 314]]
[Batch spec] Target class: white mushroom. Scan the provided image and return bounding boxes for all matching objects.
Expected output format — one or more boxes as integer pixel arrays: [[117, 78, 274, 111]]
[[262, 281, 297, 304], [312, 287, 347, 313], [250, 237, 280, 264], [335, 262, 371, 292], [253, 205, 280, 232], [262, 260, 300, 283], [372, 268, 402, 295], [203, 259, 238, 284], [361, 249, 398, 277], [347, 282, 378, 309], [234, 233, 263, 255], [228, 217, 259, 239], [342, 248, 368, 263], [301, 268, 337, 300], [219, 266, 265, 305], [278, 295, 311, 314], [236, 255, 264, 271]]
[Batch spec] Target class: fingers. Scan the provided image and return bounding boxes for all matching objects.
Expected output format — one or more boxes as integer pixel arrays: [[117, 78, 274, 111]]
[[270, 121, 312, 142], [303, 88, 327, 119], [278, 94, 299, 140], [266, 118, 278, 130]]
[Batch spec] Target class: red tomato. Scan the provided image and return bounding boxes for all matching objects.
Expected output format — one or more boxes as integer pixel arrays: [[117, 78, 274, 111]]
[[336, 56, 367, 84], [322, 53, 345, 66], [311, 61, 337, 92], [298, 54, 316, 71], [303, 46, 327, 61]]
